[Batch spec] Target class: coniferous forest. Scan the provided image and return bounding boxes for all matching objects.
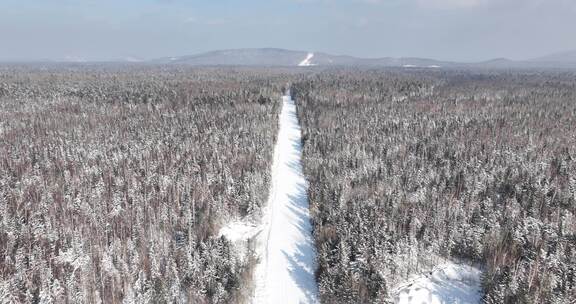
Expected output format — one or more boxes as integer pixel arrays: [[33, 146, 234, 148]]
[[1, 66, 576, 303], [293, 69, 576, 303], [0, 66, 291, 303]]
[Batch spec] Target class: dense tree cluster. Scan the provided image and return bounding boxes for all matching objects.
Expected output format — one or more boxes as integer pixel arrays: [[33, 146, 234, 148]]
[[293, 69, 576, 303], [3, 65, 575, 304], [0, 66, 286, 303]]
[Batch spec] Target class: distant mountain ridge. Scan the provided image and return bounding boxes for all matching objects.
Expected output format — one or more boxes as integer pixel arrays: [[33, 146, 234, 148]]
[[530, 50, 576, 63], [152, 48, 457, 68], [151, 48, 576, 69], [154, 48, 308, 66]]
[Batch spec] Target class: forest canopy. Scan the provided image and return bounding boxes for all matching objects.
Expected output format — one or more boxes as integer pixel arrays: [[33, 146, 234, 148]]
[[293, 69, 576, 303]]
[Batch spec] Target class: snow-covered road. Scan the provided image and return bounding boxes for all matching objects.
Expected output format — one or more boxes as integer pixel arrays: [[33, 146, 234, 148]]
[[253, 93, 319, 304]]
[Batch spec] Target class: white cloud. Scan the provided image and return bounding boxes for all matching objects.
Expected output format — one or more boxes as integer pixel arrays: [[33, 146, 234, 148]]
[[292, 0, 485, 9], [183, 17, 228, 25], [417, 0, 486, 9], [359, 0, 386, 4], [183, 17, 197, 23], [355, 17, 369, 27], [416, 0, 576, 10], [290, 0, 576, 12]]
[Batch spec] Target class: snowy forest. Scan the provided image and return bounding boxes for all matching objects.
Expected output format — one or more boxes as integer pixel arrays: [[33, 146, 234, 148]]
[[1, 66, 576, 304], [292, 69, 576, 303], [0, 66, 292, 303]]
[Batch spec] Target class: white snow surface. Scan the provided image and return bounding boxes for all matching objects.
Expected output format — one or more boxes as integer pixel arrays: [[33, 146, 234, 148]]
[[253, 93, 319, 303], [219, 221, 260, 243], [392, 262, 482, 304], [298, 53, 316, 66]]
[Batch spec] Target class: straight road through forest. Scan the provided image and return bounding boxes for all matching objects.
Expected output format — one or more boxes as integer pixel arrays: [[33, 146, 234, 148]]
[[253, 92, 319, 304]]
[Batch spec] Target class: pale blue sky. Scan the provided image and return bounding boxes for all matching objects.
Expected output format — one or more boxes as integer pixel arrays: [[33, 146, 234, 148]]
[[1, 0, 575, 62]]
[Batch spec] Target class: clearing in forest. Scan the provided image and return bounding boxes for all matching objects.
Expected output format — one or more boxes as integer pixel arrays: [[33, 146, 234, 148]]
[[253, 93, 319, 304]]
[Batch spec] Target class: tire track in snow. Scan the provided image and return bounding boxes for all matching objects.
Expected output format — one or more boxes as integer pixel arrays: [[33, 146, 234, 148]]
[[253, 91, 319, 304]]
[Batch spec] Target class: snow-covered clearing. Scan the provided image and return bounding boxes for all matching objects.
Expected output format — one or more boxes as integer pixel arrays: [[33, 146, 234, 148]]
[[392, 262, 482, 304], [219, 221, 260, 243], [298, 53, 315, 66], [219, 221, 260, 263], [220, 92, 318, 303]]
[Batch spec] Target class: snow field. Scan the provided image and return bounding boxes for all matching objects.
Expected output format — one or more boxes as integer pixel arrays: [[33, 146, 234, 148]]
[[392, 262, 482, 304], [298, 53, 315, 66]]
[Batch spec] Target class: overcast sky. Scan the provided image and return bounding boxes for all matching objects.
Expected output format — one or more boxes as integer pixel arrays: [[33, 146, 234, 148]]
[[0, 0, 575, 62]]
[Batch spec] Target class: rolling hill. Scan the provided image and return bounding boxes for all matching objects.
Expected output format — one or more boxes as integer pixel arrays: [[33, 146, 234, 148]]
[[148, 48, 576, 69]]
